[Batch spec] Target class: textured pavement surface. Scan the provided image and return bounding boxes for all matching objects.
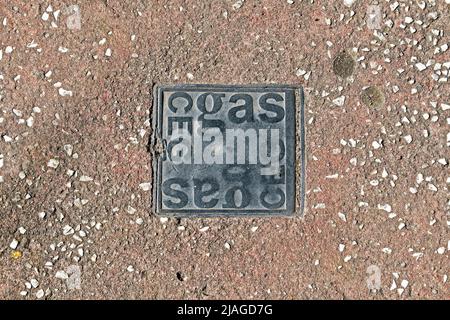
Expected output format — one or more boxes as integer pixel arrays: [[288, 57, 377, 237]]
[[0, 0, 449, 299]]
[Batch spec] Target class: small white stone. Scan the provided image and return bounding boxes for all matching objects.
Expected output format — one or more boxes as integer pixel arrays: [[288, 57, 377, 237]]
[[332, 96, 346, 107], [79, 175, 93, 182], [187, 73, 194, 80], [415, 63, 426, 71], [36, 289, 45, 299], [160, 217, 168, 224], [437, 247, 445, 254], [9, 239, 18, 249], [58, 87, 73, 97], [199, 226, 209, 232], [139, 182, 151, 191], [417, 1, 426, 9], [232, 0, 244, 10], [105, 48, 112, 57], [338, 212, 347, 222], [63, 144, 73, 156], [47, 158, 59, 169], [403, 135, 413, 144], [343, 0, 356, 7], [30, 279, 39, 288], [401, 279, 409, 288], [416, 173, 424, 184], [127, 265, 135, 272], [55, 270, 68, 280], [42, 12, 49, 21], [63, 225, 74, 235], [378, 203, 392, 213], [372, 141, 382, 149], [38, 211, 46, 219], [13, 109, 22, 117], [304, 71, 311, 80], [296, 69, 306, 77], [441, 103, 450, 111], [390, 280, 397, 290], [412, 252, 424, 260], [26, 117, 34, 127]]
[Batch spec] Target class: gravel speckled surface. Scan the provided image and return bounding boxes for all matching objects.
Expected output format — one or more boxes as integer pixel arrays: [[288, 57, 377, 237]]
[[0, 0, 449, 299]]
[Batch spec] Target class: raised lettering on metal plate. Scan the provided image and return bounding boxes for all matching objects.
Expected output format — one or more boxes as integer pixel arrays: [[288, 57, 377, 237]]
[[152, 84, 305, 217]]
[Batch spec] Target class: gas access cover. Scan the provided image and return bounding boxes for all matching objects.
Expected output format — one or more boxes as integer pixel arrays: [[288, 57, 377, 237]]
[[152, 84, 305, 217]]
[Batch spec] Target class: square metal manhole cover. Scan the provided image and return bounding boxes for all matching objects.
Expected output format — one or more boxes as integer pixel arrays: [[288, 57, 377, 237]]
[[152, 84, 305, 217]]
